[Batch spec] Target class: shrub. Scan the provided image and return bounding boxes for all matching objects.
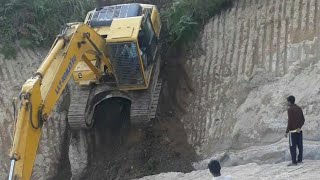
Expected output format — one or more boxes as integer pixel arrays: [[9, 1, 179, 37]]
[[0, 0, 233, 58], [0, 0, 95, 59], [162, 0, 233, 52]]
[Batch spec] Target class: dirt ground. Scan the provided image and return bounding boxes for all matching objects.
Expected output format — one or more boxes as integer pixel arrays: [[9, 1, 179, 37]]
[[51, 70, 197, 180], [75, 70, 197, 180], [76, 115, 196, 180]]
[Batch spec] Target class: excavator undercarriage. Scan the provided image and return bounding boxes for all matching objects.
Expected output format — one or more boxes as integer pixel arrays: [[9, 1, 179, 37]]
[[68, 52, 162, 129]]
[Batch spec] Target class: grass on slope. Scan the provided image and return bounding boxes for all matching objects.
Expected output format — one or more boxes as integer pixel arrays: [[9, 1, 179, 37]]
[[162, 0, 233, 53], [0, 0, 95, 59], [0, 0, 233, 59]]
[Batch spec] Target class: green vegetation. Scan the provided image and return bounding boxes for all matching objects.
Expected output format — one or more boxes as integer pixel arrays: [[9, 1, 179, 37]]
[[0, 0, 232, 59], [0, 0, 95, 59], [163, 0, 233, 52]]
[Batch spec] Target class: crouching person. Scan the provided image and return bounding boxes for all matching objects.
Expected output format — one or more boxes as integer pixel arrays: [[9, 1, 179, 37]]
[[208, 160, 232, 180]]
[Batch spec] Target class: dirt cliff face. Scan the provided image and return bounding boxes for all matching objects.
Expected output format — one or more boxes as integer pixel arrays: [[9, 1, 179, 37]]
[[0, 48, 70, 179], [178, 0, 320, 159]]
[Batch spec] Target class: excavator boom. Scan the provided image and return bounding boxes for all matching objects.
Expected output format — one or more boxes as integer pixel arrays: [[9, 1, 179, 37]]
[[8, 23, 111, 180]]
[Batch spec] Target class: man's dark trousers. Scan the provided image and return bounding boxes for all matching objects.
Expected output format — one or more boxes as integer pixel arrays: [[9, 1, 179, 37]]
[[289, 131, 303, 164]]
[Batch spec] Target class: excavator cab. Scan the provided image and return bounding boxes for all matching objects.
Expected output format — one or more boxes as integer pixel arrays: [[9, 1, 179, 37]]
[[79, 3, 160, 90], [106, 15, 158, 90]]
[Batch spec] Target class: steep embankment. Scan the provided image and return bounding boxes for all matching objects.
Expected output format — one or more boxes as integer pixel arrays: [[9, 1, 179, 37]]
[[0, 47, 73, 179], [174, 0, 320, 163], [141, 0, 320, 178]]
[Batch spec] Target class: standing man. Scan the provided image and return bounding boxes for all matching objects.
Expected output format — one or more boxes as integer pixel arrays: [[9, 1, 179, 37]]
[[285, 96, 305, 166]]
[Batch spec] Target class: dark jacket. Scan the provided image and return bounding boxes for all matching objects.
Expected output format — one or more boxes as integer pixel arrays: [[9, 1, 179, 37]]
[[286, 104, 305, 133]]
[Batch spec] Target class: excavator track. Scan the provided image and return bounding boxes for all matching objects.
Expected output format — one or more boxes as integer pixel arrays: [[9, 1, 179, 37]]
[[68, 86, 91, 129], [129, 79, 162, 123], [150, 78, 162, 119], [129, 54, 162, 124]]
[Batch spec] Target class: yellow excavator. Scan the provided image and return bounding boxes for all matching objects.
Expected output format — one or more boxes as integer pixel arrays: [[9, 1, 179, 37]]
[[8, 3, 162, 180]]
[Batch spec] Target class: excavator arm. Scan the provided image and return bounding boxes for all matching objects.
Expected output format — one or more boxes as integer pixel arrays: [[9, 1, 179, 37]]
[[8, 23, 112, 180]]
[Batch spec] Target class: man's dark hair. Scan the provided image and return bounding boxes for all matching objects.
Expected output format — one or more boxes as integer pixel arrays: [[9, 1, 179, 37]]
[[287, 96, 295, 104], [208, 160, 221, 175]]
